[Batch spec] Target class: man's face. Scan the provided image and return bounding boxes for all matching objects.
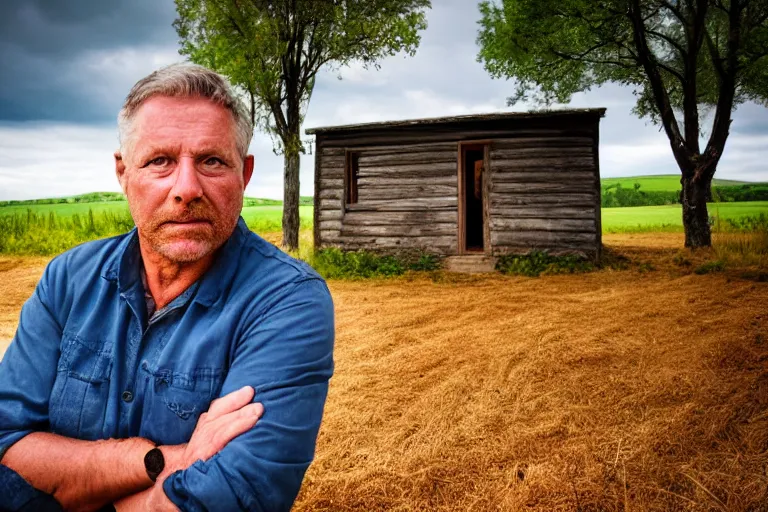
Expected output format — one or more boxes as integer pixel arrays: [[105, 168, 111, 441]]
[[115, 96, 254, 264]]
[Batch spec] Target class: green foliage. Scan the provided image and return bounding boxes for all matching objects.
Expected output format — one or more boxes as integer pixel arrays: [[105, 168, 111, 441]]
[[600, 182, 768, 208], [600, 180, 768, 208], [409, 253, 441, 271], [720, 213, 768, 232], [496, 250, 594, 277], [477, 0, 768, 246], [712, 184, 768, 203], [310, 248, 440, 279], [0, 209, 135, 255], [0, 203, 314, 255], [175, 0, 429, 249], [175, 0, 430, 152], [694, 260, 726, 274], [477, 0, 768, 117], [601, 183, 680, 207]]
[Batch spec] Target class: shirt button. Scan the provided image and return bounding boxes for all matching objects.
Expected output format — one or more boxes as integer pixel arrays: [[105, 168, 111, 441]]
[[122, 390, 134, 403]]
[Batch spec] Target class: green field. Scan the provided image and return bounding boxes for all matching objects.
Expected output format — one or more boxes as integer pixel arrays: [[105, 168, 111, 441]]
[[602, 201, 768, 232], [0, 202, 312, 232], [2, 197, 767, 254], [601, 174, 755, 192]]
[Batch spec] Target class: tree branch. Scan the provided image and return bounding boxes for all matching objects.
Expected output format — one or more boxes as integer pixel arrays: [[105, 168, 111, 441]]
[[628, 0, 691, 170], [646, 28, 688, 57]]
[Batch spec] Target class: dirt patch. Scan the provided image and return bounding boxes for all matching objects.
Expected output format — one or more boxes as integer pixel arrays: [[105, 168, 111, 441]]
[[1, 245, 767, 510], [0, 256, 50, 354], [603, 232, 685, 249]]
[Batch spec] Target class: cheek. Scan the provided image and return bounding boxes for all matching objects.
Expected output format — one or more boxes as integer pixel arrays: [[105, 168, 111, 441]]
[[125, 176, 171, 220], [206, 177, 244, 209]]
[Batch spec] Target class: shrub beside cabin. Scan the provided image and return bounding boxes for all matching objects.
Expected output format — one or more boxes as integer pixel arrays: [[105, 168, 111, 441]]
[[307, 109, 605, 265]]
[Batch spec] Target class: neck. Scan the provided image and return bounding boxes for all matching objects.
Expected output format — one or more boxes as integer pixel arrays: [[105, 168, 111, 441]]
[[139, 243, 216, 310]]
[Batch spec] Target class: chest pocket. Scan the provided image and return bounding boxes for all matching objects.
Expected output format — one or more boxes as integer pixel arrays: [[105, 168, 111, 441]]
[[49, 334, 113, 440], [140, 365, 223, 445]]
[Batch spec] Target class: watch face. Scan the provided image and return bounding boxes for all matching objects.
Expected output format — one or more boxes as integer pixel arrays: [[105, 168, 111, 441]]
[[144, 447, 165, 480]]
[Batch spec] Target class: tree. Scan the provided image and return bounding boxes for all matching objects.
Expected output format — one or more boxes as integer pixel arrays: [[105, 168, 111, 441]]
[[477, 0, 768, 248], [175, 0, 430, 250]]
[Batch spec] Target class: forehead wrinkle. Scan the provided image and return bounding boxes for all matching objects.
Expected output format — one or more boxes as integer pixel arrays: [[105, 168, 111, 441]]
[[132, 142, 183, 162], [127, 96, 242, 164]]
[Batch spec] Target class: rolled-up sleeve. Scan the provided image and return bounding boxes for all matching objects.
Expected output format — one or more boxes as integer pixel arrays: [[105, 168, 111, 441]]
[[163, 277, 335, 511], [0, 262, 63, 459]]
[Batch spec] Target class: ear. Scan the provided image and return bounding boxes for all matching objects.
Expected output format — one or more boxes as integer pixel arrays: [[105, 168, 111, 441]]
[[242, 154, 254, 189], [114, 151, 128, 193]]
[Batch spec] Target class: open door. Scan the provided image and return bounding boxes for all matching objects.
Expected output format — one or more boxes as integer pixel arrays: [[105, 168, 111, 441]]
[[458, 142, 490, 254]]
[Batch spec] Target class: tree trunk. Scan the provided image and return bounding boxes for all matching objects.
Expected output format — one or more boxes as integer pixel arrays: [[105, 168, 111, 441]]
[[281, 148, 300, 251], [681, 173, 712, 248]]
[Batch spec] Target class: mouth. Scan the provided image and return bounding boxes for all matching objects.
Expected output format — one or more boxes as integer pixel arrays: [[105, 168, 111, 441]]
[[162, 219, 211, 227]]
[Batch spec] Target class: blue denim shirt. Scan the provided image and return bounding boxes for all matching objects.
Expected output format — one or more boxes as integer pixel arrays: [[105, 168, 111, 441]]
[[0, 218, 335, 511]]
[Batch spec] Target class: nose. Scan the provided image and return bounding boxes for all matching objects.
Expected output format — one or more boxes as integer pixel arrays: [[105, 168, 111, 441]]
[[171, 156, 203, 204]]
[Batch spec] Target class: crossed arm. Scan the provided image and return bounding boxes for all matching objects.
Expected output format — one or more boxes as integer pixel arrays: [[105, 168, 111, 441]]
[[1, 386, 263, 511], [1, 269, 334, 511]]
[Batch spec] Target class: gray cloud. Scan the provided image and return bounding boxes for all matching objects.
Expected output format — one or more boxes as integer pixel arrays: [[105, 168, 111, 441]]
[[0, 0, 765, 201], [0, 0, 178, 122]]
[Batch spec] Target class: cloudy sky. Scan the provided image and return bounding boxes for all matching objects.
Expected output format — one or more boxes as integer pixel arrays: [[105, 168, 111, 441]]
[[0, 0, 766, 201]]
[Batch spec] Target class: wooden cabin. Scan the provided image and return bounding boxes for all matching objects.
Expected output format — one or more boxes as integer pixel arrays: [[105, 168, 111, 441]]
[[307, 109, 605, 265]]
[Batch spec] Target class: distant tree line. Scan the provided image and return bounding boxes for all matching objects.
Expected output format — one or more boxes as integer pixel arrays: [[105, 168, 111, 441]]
[[602, 183, 768, 208], [0, 192, 127, 207]]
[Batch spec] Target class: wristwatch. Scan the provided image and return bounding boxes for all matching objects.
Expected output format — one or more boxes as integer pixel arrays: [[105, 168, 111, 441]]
[[144, 446, 165, 482]]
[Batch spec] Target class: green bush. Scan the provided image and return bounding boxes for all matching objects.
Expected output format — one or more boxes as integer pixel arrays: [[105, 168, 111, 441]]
[[310, 248, 441, 279], [496, 250, 594, 277], [601, 182, 768, 208], [601, 183, 680, 207], [721, 213, 768, 232], [694, 260, 726, 275], [712, 184, 768, 202]]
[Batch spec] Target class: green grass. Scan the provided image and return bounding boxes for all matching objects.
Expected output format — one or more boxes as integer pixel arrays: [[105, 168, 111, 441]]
[[0, 192, 312, 209], [0, 202, 131, 217], [2, 196, 767, 255], [0, 202, 313, 231], [601, 174, 756, 192], [602, 201, 768, 233], [241, 205, 313, 232], [0, 202, 313, 256]]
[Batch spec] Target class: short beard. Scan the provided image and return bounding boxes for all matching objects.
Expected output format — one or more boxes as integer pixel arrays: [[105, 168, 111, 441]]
[[136, 202, 239, 264]]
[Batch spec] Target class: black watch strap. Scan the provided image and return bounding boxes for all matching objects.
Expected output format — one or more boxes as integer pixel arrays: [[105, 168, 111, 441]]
[[144, 446, 165, 483]]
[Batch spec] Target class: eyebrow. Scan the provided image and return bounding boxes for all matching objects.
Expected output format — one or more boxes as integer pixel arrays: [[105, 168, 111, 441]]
[[135, 145, 237, 162]]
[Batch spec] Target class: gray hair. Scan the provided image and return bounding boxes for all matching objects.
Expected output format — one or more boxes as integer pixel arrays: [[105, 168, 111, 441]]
[[118, 62, 253, 158]]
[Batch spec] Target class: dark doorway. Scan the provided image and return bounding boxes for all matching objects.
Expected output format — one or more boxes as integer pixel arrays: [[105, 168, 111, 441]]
[[462, 146, 486, 252]]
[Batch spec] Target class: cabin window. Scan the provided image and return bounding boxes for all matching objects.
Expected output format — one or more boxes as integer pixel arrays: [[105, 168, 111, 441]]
[[345, 151, 359, 205]]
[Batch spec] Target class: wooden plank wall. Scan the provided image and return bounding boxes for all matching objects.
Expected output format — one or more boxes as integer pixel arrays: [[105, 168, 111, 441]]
[[487, 135, 600, 259], [316, 142, 459, 254]]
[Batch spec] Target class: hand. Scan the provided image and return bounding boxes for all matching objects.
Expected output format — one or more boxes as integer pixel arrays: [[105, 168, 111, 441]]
[[162, 386, 264, 475]]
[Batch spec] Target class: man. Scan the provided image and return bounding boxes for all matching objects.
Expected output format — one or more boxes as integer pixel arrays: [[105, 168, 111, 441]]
[[0, 63, 335, 511]]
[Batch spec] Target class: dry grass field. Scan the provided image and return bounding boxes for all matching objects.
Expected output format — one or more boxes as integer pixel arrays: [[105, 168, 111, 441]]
[[1, 234, 767, 511]]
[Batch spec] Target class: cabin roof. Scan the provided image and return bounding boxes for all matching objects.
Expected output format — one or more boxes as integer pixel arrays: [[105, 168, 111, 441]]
[[305, 108, 606, 135]]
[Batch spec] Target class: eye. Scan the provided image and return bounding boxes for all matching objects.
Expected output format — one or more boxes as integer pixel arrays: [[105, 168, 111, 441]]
[[203, 156, 225, 166], [145, 156, 170, 167]]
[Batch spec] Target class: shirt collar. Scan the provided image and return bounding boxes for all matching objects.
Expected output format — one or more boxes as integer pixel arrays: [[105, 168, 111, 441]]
[[101, 217, 248, 309]]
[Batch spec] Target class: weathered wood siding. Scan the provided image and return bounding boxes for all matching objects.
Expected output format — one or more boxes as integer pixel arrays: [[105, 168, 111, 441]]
[[311, 111, 603, 259], [487, 135, 601, 259], [315, 141, 459, 254]]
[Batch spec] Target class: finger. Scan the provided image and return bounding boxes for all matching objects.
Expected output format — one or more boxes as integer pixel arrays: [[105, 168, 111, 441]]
[[207, 386, 255, 418], [209, 403, 264, 449]]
